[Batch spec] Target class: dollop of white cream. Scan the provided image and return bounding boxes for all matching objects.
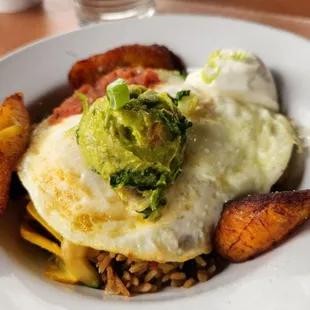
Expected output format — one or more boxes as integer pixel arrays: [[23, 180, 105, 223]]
[[185, 49, 279, 111]]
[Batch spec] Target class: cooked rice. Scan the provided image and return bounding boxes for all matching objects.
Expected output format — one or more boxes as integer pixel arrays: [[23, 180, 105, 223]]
[[183, 277, 197, 288], [90, 250, 216, 296], [170, 271, 186, 281], [197, 269, 209, 282], [171, 279, 184, 287]]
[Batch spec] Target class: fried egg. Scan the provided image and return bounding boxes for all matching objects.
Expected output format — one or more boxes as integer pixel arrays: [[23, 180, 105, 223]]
[[18, 89, 296, 262]]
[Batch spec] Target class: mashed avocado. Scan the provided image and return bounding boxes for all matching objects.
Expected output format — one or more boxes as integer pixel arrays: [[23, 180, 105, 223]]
[[77, 80, 192, 219]]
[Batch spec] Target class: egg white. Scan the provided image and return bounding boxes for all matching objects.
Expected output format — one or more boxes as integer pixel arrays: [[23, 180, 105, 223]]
[[18, 90, 296, 262]]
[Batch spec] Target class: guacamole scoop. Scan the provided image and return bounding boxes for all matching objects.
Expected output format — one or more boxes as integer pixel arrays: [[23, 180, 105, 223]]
[[77, 79, 192, 219]]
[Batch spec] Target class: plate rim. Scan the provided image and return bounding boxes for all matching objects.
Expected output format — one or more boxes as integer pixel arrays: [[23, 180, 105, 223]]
[[1, 13, 310, 64]]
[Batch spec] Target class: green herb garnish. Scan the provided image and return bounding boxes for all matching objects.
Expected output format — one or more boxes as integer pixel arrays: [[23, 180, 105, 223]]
[[169, 90, 191, 106], [110, 169, 167, 190], [176, 90, 191, 101]]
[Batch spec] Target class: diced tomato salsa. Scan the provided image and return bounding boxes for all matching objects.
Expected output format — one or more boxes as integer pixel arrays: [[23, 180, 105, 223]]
[[49, 68, 160, 124]]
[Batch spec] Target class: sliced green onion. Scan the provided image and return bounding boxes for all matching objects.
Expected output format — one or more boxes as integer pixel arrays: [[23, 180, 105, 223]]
[[202, 49, 250, 84], [107, 78, 130, 110]]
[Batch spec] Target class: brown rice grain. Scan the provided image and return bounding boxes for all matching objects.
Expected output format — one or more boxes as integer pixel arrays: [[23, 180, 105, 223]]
[[144, 269, 158, 282], [95, 250, 216, 296], [170, 272, 186, 281], [101, 273, 107, 282], [131, 276, 139, 286], [115, 274, 130, 297], [183, 278, 197, 288], [197, 269, 209, 282], [195, 256, 207, 267], [116, 254, 127, 262], [155, 269, 163, 279], [122, 271, 131, 282], [131, 283, 152, 293], [207, 264, 216, 275], [171, 279, 184, 287], [137, 266, 150, 277], [105, 266, 116, 292], [161, 273, 172, 283], [129, 262, 148, 274], [98, 255, 112, 273], [158, 263, 175, 274]]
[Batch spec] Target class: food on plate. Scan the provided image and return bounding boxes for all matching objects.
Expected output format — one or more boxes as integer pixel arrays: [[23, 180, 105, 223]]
[[50, 68, 184, 124], [44, 256, 79, 285], [215, 190, 310, 262], [20, 221, 61, 257], [61, 240, 101, 288], [0, 93, 30, 166], [10, 45, 304, 296], [78, 81, 192, 218], [22, 195, 217, 292], [0, 153, 11, 216], [185, 49, 279, 111], [0, 93, 30, 216], [20, 201, 62, 256], [68, 44, 185, 89]]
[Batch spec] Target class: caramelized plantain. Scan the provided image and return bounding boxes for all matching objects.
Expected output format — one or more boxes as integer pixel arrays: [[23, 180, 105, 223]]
[[0, 93, 30, 167], [0, 153, 11, 216], [0, 93, 30, 216], [68, 44, 185, 89], [215, 190, 310, 262]]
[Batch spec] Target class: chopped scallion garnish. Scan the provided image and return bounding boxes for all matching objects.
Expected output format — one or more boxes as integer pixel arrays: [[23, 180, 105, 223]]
[[107, 78, 130, 110]]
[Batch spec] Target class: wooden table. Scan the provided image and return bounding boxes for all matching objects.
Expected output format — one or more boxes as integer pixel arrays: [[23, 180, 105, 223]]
[[0, 0, 310, 57]]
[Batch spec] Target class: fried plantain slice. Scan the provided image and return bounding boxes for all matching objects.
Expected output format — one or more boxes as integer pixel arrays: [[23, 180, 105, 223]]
[[215, 190, 310, 263], [0, 93, 30, 167], [68, 44, 185, 89], [0, 153, 11, 216], [0, 93, 30, 216]]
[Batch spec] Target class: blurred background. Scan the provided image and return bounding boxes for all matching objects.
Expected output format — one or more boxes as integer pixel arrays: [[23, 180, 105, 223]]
[[0, 0, 310, 57]]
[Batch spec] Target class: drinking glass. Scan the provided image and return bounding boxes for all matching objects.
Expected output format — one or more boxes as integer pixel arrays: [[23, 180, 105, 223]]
[[74, 0, 156, 26]]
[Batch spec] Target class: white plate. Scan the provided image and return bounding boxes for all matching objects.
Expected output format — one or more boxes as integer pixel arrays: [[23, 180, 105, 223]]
[[1, 14, 310, 310]]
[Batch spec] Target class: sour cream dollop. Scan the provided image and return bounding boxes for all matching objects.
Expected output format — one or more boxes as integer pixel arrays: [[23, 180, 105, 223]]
[[185, 49, 279, 111]]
